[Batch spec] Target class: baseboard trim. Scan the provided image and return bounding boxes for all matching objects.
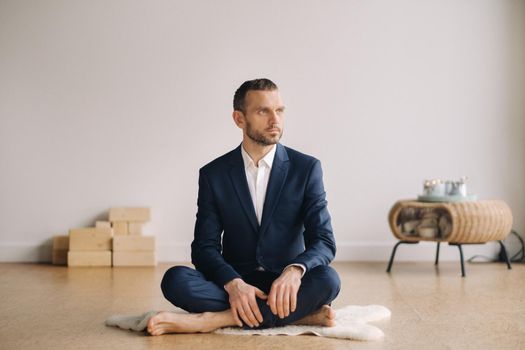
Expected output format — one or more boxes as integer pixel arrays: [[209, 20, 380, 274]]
[[0, 243, 54, 262], [0, 240, 501, 263]]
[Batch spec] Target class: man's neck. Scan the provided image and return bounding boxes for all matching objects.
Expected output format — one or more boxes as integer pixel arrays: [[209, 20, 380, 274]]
[[242, 138, 276, 166]]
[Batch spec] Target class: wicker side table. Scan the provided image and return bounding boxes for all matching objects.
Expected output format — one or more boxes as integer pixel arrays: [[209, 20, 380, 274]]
[[386, 199, 513, 277]]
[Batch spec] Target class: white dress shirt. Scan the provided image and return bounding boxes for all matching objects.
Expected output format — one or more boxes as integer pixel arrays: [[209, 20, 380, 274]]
[[241, 145, 276, 225], [241, 144, 306, 277]]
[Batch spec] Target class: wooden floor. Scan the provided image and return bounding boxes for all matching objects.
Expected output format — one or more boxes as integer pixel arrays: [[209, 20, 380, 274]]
[[0, 261, 523, 349]]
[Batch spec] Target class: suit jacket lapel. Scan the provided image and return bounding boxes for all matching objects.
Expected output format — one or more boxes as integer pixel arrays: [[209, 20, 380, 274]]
[[260, 143, 289, 236], [229, 145, 259, 233]]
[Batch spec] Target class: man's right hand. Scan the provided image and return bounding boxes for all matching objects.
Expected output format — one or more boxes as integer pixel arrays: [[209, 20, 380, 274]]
[[224, 278, 267, 328]]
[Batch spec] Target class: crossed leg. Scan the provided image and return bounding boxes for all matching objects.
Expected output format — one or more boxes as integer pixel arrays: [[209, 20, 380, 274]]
[[148, 265, 340, 336], [147, 305, 336, 335]]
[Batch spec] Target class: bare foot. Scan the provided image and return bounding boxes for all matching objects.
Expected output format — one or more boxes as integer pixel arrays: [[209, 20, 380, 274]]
[[147, 310, 237, 336], [292, 305, 336, 327]]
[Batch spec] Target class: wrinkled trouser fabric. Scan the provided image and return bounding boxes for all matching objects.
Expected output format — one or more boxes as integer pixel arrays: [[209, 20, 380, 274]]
[[161, 265, 341, 329]]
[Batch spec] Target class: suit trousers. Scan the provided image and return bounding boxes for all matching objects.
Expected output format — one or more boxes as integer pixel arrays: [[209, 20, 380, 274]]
[[160, 265, 341, 329]]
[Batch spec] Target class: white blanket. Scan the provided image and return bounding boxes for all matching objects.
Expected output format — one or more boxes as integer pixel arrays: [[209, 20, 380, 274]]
[[105, 305, 390, 341]]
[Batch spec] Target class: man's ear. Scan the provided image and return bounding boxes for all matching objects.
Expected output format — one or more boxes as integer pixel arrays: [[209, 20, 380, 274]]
[[232, 110, 245, 129]]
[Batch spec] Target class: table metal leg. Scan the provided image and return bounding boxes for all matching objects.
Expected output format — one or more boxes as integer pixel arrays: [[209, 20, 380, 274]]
[[387, 241, 419, 273], [449, 243, 466, 277], [389, 239, 512, 277], [498, 240, 512, 270], [435, 242, 441, 266]]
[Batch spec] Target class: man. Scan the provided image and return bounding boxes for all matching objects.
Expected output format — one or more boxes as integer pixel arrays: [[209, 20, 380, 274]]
[[147, 78, 340, 335]]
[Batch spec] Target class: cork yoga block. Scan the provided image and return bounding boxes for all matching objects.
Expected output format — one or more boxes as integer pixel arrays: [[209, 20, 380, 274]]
[[112, 222, 128, 235], [113, 236, 155, 251], [69, 228, 112, 251], [128, 222, 143, 235], [112, 251, 156, 266], [95, 221, 112, 229], [52, 250, 68, 265], [52, 235, 69, 250], [109, 207, 150, 222], [68, 251, 112, 267]]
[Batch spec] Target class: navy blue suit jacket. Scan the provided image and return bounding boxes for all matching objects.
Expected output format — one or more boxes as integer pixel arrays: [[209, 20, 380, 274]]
[[191, 143, 336, 286]]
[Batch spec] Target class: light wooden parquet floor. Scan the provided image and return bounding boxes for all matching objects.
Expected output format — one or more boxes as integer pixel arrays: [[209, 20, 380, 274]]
[[0, 261, 523, 350]]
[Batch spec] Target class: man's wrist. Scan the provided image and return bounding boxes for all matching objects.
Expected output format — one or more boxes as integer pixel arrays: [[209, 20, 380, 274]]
[[286, 266, 302, 274], [283, 264, 305, 278], [224, 277, 242, 291]]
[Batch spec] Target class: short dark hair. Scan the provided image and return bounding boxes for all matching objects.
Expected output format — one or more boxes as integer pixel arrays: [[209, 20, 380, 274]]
[[233, 78, 278, 112]]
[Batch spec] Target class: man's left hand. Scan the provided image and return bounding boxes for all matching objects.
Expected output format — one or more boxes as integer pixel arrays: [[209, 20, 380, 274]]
[[267, 266, 302, 318]]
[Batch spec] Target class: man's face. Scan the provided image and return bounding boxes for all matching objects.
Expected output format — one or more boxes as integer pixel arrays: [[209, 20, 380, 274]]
[[240, 89, 285, 146]]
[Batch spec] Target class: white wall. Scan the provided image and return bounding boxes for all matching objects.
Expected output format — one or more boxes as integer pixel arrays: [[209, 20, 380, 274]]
[[1, 0, 524, 262]]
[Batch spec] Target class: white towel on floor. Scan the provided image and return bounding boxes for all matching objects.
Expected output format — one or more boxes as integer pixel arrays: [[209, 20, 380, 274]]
[[105, 305, 391, 341]]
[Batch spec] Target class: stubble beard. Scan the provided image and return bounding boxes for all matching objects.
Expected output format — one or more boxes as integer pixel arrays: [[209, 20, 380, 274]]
[[246, 122, 283, 146]]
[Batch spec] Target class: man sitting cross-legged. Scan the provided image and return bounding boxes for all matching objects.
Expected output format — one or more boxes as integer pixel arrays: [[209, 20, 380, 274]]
[[148, 78, 341, 335]]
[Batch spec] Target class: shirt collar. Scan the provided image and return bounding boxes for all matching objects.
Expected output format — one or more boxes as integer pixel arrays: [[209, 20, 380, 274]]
[[241, 143, 276, 169]]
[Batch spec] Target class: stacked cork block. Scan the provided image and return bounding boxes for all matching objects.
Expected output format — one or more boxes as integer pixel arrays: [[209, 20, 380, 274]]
[[68, 227, 113, 266], [51, 207, 156, 267], [52, 235, 69, 265], [109, 207, 156, 267]]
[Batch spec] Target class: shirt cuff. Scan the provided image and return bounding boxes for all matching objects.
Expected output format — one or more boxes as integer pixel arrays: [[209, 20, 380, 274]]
[[283, 263, 306, 278]]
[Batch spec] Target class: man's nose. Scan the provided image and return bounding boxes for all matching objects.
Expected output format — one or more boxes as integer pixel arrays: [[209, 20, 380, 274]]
[[269, 110, 280, 123]]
